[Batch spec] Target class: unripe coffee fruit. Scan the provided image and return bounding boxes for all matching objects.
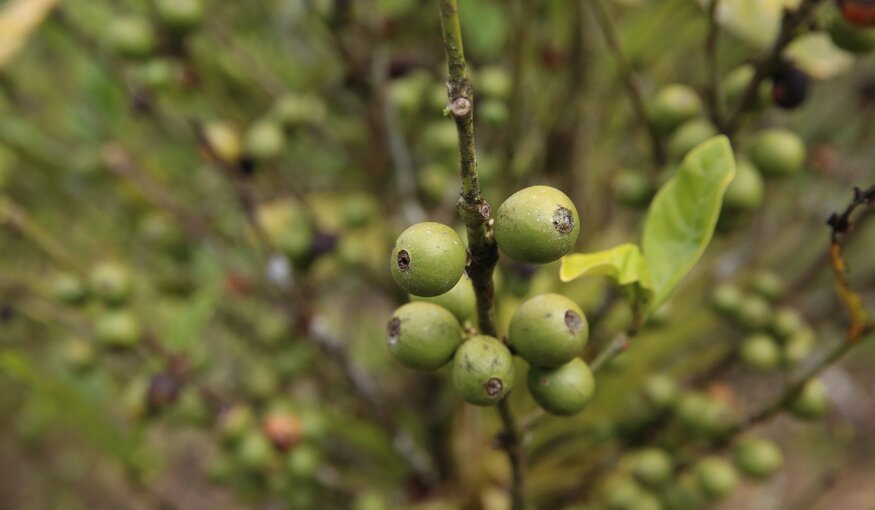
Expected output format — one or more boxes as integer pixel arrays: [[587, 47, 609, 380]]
[[750, 129, 806, 177], [411, 274, 476, 324], [740, 334, 781, 370], [509, 293, 588, 367], [391, 222, 466, 297], [632, 448, 674, 488], [90, 262, 132, 306], [733, 437, 783, 479], [95, 310, 142, 347], [387, 302, 462, 370], [788, 378, 829, 419], [695, 457, 738, 500], [494, 186, 580, 264], [452, 335, 515, 406], [649, 84, 703, 134], [527, 358, 594, 416]]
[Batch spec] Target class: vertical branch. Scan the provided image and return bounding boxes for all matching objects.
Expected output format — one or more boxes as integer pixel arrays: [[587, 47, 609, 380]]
[[703, 0, 724, 129], [588, 0, 667, 170], [437, 2, 523, 508]]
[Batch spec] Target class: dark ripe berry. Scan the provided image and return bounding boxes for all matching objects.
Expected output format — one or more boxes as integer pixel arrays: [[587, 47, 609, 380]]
[[390, 222, 467, 297], [493, 186, 581, 264], [527, 358, 595, 416], [262, 412, 304, 452], [771, 63, 809, 110], [509, 293, 589, 367], [387, 302, 462, 370], [147, 372, 183, 412], [837, 0, 875, 27], [451, 335, 515, 406]]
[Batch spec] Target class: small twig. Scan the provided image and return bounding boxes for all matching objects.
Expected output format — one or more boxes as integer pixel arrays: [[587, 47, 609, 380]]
[[703, 0, 724, 130], [590, 333, 629, 373], [588, 0, 667, 170], [724, 0, 824, 136]]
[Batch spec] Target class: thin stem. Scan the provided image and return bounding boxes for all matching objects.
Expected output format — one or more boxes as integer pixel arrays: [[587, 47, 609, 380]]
[[590, 333, 629, 373], [588, 0, 667, 170], [703, 0, 724, 129], [724, 0, 823, 136], [437, 1, 522, 507]]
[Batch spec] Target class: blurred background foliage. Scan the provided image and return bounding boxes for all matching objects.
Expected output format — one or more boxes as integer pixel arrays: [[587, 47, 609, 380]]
[[0, 0, 874, 508]]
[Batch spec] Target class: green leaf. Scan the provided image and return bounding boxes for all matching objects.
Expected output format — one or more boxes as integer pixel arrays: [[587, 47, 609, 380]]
[[642, 136, 735, 309], [559, 243, 650, 289]]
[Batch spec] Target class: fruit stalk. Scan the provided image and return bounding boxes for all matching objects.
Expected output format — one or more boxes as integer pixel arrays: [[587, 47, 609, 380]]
[[437, 1, 523, 508]]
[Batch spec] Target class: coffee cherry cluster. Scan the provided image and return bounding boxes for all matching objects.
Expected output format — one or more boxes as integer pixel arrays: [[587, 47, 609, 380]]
[[711, 272, 817, 371], [592, 374, 788, 509], [387, 186, 594, 415]]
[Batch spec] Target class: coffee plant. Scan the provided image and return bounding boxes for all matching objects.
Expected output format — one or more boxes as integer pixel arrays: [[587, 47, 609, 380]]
[[0, 0, 874, 508]]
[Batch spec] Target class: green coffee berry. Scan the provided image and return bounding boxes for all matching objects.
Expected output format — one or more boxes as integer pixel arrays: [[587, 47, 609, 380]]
[[632, 448, 673, 488], [711, 283, 742, 316], [737, 294, 771, 330], [451, 335, 515, 406], [733, 437, 783, 479], [95, 310, 142, 347], [493, 186, 580, 264], [663, 474, 706, 510], [783, 327, 816, 366], [723, 158, 764, 213], [272, 93, 327, 127], [669, 119, 718, 161], [256, 199, 314, 262], [677, 392, 736, 437], [641, 374, 678, 412], [390, 222, 467, 297], [602, 476, 643, 510], [788, 378, 829, 419], [136, 58, 179, 90], [342, 195, 378, 228], [695, 456, 738, 500], [107, 16, 156, 59], [236, 430, 275, 472], [740, 334, 781, 371], [245, 120, 286, 161], [509, 293, 588, 367], [411, 274, 476, 324], [649, 84, 703, 134], [750, 129, 806, 177], [527, 358, 594, 416], [387, 302, 462, 370], [156, 0, 204, 34], [286, 443, 322, 478], [204, 121, 243, 164], [722, 65, 771, 110], [771, 307, 804, 340], [53, 273, 88, 306], [218, 405, 255, 445], [829, 15, 875, 53], [62, 337, 96, 372], [613, 170, 654, 208], [751, 271, 783, 301], [89, 262, 132, 306]]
